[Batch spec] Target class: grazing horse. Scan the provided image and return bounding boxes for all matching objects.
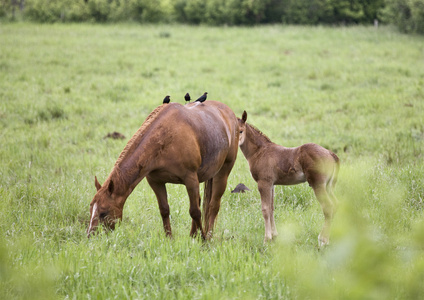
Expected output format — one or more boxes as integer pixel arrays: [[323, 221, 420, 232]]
[[87, 101, 239, 239], [238, 111, 340, 247]]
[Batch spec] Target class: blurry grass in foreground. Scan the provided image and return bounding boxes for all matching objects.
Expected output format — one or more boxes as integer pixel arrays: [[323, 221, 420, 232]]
[[273, 159, 424, 299]]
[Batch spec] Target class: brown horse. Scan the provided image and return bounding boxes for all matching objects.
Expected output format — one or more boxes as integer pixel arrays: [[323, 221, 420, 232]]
[[238, 111, 340, 247], [87, 101, 239, 239]]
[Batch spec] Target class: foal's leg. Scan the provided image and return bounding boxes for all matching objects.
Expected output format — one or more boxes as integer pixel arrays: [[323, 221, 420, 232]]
[[327, 167, 339, 214], [147, 178, 172, 237], [184, 173, 205, 239], [258, 180, 274, 242], [327, 183, 339, 215], [311, 182, 335, 248], [270, 185, 278, 238]]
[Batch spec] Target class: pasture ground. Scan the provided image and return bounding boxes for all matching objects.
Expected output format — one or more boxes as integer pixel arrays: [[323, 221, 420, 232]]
[[1, 23, 424, 299]]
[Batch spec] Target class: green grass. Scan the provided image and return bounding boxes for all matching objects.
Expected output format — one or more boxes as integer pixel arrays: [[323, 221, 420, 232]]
[[1, 23, 424, 299]]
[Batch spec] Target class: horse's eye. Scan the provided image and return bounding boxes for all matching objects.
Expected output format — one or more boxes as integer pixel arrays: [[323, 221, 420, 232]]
[[99, 212, 108, 219], [240, 131, 243, 134]]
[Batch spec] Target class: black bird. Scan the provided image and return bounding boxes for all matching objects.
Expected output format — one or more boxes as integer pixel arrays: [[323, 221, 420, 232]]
[[195, 92, 207, 103], [184, 93, 191, 103], [163, 95, 170, 104], [231, 183, 251, 193]]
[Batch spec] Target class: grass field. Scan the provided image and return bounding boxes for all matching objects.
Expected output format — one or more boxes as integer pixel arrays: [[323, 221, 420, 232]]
[[1, 23, 424, 299]]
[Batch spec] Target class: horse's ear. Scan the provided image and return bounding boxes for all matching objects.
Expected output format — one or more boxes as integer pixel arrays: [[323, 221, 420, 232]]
[[107, 180, 114, 194], [95, 176, 101, 191], [242, 111, 247, 123]]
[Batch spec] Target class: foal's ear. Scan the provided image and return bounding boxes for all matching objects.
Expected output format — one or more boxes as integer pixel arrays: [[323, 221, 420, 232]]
[[95, 176, 102, 191], [107, 180, 114, 194], [241, 111, 247, 123]]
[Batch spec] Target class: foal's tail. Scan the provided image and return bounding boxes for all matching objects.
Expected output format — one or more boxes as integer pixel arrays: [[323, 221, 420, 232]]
[[329, 152, 340, 188], [202, 178, 214, 233]]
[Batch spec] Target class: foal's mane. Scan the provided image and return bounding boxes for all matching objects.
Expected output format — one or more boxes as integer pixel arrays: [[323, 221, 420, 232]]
[[246, 123, 272, 143], [115, 105, 166, 167]]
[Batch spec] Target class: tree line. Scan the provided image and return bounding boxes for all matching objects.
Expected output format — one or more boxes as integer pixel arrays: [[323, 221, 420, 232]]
[[1, 0, 423, 34]]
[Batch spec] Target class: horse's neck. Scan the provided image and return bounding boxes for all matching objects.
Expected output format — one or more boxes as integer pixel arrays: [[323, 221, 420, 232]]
[[110, 105, 166, 193], [114, 149, 152, 193], [110, 136, 158, 198]]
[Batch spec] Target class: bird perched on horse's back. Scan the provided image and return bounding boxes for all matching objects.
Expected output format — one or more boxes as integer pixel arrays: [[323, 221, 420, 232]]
[[184, 93, 191, 104], [195, 92, 207, 103], [163, 95, 170, 104]]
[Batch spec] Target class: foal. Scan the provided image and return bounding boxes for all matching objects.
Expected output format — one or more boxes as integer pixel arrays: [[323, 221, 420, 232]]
[[238, 111, 340, 247]]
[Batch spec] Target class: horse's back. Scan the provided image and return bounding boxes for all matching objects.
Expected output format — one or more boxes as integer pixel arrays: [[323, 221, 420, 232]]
[[151, 101, 238, 182], [164, 101, 237, 147]]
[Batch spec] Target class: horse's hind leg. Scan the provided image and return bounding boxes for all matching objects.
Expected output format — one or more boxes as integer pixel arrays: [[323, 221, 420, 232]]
[[258, 180, 274, 242], [184, 173, 205, 239], [204, 173, 229, 239], [147, 178, 172, 238], [311, 181, 335, 248]]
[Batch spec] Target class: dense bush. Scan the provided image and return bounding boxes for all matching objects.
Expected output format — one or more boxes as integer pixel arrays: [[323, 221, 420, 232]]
[[171, 0, 383, 25], [381, 0, 424, 33], [6, 0, 171, 23], [1, 0, 424, 34], [0, 0, 384, 24], [280, 0, 385, 25], [171, 0, 272, 25]]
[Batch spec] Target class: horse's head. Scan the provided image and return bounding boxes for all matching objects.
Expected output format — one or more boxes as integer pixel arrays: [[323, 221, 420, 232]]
[[238, 110, 247, 146], [87, 176, 124, 237]]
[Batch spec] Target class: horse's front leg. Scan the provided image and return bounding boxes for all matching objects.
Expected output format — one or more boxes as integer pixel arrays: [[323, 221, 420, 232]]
[[146, 177, 172, 237], [184, 173, 205, 240], [258, 180, 274, 242]]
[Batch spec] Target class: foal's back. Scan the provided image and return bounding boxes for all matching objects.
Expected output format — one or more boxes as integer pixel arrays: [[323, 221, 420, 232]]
[[260, 142, 337, 186], [296, 143, 339, 187]]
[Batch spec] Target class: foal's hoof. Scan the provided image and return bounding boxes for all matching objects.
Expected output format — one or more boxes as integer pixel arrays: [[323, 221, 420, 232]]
[[318, 234, 330, 249], [263, 235, 274, 244], [205, 230, 214, 240]]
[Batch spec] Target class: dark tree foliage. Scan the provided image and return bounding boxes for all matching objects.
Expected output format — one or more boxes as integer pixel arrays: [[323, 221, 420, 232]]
[[1, 0, 423, 34], [380, 0, 424, 34]]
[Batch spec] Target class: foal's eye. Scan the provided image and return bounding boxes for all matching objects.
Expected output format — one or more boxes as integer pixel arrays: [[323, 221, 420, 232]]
[[99, 212, 108, 219]]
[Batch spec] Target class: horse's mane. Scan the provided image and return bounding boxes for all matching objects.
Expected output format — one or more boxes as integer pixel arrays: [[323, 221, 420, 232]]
[[115, 105, 166, 167], [102, 104, 167, 191], [246, 123, 272, 143]]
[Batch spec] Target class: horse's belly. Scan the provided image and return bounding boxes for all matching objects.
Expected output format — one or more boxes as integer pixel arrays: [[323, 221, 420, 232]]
[[147, 169, 185, 184], [197, 156, 226, 182]]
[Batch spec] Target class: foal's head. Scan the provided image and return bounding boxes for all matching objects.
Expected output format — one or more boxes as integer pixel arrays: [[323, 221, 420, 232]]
[[238, 111, 248, 146], [87, 176, 124, 237]]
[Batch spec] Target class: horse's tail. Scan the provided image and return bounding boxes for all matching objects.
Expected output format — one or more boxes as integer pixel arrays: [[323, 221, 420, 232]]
[[202, 178, 213, 234]]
